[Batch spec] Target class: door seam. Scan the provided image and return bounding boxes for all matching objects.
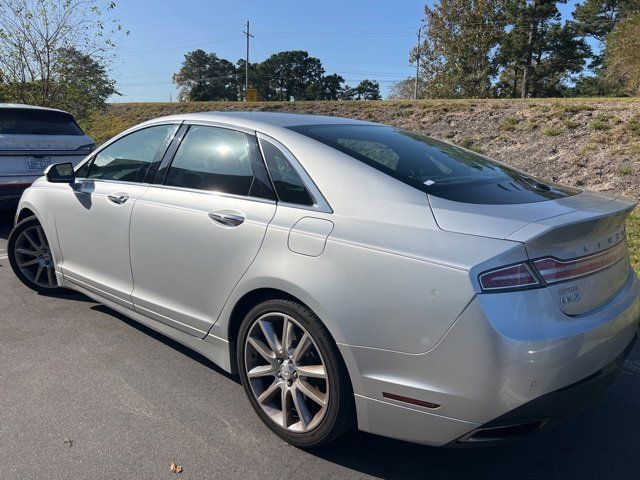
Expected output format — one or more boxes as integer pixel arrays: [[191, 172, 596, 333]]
[[203, 204, 279, 338]]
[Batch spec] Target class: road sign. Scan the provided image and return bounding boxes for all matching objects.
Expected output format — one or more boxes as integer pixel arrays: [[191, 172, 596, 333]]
[[246, 88, 258, 102]]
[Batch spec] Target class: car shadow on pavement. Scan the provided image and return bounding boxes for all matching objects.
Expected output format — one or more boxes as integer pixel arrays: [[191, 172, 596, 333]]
[[89, 304, 239, 382], [308, 373, 640, 480], [0, 208, 14, 239]]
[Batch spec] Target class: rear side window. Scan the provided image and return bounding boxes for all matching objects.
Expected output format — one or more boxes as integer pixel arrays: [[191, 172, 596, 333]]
[[0, 108, 84, 135], [165, 125, 268, 197], [290, 124, 580, 205], [86, 125, 173, 183], [259, 139, 314, 206]]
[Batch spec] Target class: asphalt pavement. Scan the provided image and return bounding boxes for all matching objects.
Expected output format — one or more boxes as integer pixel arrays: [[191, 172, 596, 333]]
[[1, 207, 640, 480]]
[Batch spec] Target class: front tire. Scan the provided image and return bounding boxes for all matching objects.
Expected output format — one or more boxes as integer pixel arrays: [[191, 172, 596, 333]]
[[8, 216, 61, 293], [237, 299, 355, 448]]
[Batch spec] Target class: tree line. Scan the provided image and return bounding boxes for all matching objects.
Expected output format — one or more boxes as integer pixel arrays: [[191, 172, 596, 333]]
[[0, 0, 122, 119], [2, 0, 638, 119], [390, 0, 640, 99], [172, 49, 382, 102]]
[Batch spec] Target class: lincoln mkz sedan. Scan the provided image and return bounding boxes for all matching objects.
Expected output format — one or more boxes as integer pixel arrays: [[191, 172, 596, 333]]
[[8, 112, 640, 447], [0, 104, 95, 208]]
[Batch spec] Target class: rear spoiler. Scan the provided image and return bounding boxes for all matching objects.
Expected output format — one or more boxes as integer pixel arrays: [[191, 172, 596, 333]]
[[507, 196, 637, 260]]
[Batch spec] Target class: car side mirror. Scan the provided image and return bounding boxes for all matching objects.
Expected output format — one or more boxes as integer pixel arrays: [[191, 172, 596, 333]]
[[45, 162, 76, 183]]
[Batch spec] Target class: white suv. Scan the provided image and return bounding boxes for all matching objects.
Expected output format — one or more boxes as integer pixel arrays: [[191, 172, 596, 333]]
[[0, 104, 95, 208]]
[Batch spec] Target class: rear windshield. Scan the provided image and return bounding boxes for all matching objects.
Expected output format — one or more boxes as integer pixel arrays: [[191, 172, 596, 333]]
[[0, 108, 84, 135], [289, 124, 579, 204]]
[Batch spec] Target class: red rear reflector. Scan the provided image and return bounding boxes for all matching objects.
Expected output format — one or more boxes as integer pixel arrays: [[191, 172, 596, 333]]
[[533, 240, 628, 284], [479, 263, 540, 291], [382, 392, 441, 409]]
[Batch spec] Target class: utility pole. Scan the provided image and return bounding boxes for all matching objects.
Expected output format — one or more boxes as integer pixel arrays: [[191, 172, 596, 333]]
[[244, 20, 254, 101], [414, 27, 421, 100]]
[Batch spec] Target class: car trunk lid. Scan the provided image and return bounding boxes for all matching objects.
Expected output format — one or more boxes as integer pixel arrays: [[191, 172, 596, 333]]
[[430, 191, 637, 315], [0, 134, 92, 175]]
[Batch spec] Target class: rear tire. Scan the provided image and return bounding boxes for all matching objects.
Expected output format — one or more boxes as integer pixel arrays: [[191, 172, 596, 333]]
[[8, 216, 62, 294], [237, 299, 355, 448]]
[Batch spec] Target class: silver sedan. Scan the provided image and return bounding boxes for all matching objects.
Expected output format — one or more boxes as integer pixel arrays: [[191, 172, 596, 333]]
[[8, 112, 640, 447]]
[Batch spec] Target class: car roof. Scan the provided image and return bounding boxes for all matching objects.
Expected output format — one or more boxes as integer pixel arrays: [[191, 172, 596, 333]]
[[148, 111, 380, 131], [0, 103, 72, 115]]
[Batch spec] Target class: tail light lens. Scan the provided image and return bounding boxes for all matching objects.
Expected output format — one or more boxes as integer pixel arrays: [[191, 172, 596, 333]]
[[479, 240, 628, 292], [533, 240, 628, 284], [479, 263, 540, 291], [76, 143, 96, 152]]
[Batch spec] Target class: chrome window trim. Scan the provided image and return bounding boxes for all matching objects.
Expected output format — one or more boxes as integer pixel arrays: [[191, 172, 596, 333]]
[[74, 178, 151, 188], [72, 179, 277, 206], [255, 132, 333, 214], [144, 183, 277, 206], [181, 119, 256, 136]]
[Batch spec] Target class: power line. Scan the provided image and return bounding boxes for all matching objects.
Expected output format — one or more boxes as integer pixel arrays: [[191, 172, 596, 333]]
[[116, 35, 238, 59]]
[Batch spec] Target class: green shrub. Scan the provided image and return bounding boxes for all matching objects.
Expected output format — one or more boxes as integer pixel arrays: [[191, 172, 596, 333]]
[[458, 137, 484, 153], [626, 119, 640, 134], [559, 104, 594, 114], [591, 120, 610, 131], [562, 119, 580, 129], [619, 165, 632, 176], [500, 117, 519, 131]]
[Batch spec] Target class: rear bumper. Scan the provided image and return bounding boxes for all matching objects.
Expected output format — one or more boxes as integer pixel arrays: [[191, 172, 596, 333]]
[[0, 176, 36, 206], [340, 267, 640, 446], [452, 333, 637, 445]]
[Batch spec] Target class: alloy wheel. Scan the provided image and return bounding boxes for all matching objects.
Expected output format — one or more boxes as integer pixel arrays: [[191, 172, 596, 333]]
[[244, 312, 330, 432], [12, 225, 57, 289]]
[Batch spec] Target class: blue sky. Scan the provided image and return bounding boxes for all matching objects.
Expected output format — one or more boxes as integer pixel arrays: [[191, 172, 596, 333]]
[[110, 0, 581, 102]]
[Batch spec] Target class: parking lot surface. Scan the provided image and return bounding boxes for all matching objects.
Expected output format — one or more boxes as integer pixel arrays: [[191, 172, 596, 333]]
[[1, 208, 640, 480]]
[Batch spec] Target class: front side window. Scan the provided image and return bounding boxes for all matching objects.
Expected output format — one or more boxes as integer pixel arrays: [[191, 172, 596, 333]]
[[290, 124, 580, 205], [165, 125, 260, 197], [86, 125, 173, 183], [259, 139, 314, 206]]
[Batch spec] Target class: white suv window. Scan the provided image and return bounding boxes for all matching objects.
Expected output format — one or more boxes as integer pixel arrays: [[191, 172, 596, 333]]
[[0, 108, 84, 135]]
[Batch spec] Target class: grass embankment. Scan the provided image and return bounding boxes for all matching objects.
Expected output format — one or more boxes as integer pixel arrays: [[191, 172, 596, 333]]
[[82, 98, 640, 272]]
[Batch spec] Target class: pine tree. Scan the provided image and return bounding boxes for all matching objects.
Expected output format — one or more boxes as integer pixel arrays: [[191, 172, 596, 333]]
[[573, 0, 640, 46], [496, 0, 589, 97], [570, 0, 640, 95]]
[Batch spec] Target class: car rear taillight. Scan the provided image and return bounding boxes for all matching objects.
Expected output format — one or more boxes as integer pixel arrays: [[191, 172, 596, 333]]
[[533, 240, 628, 284], [76, 143, 96, 152], [479, 240, 629, 292], [479, 263, 540, 291]]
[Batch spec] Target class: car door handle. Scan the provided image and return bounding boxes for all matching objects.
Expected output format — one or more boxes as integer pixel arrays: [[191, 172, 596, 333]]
[[107, 192, 129, 205], [208, 211, 245, 227]]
